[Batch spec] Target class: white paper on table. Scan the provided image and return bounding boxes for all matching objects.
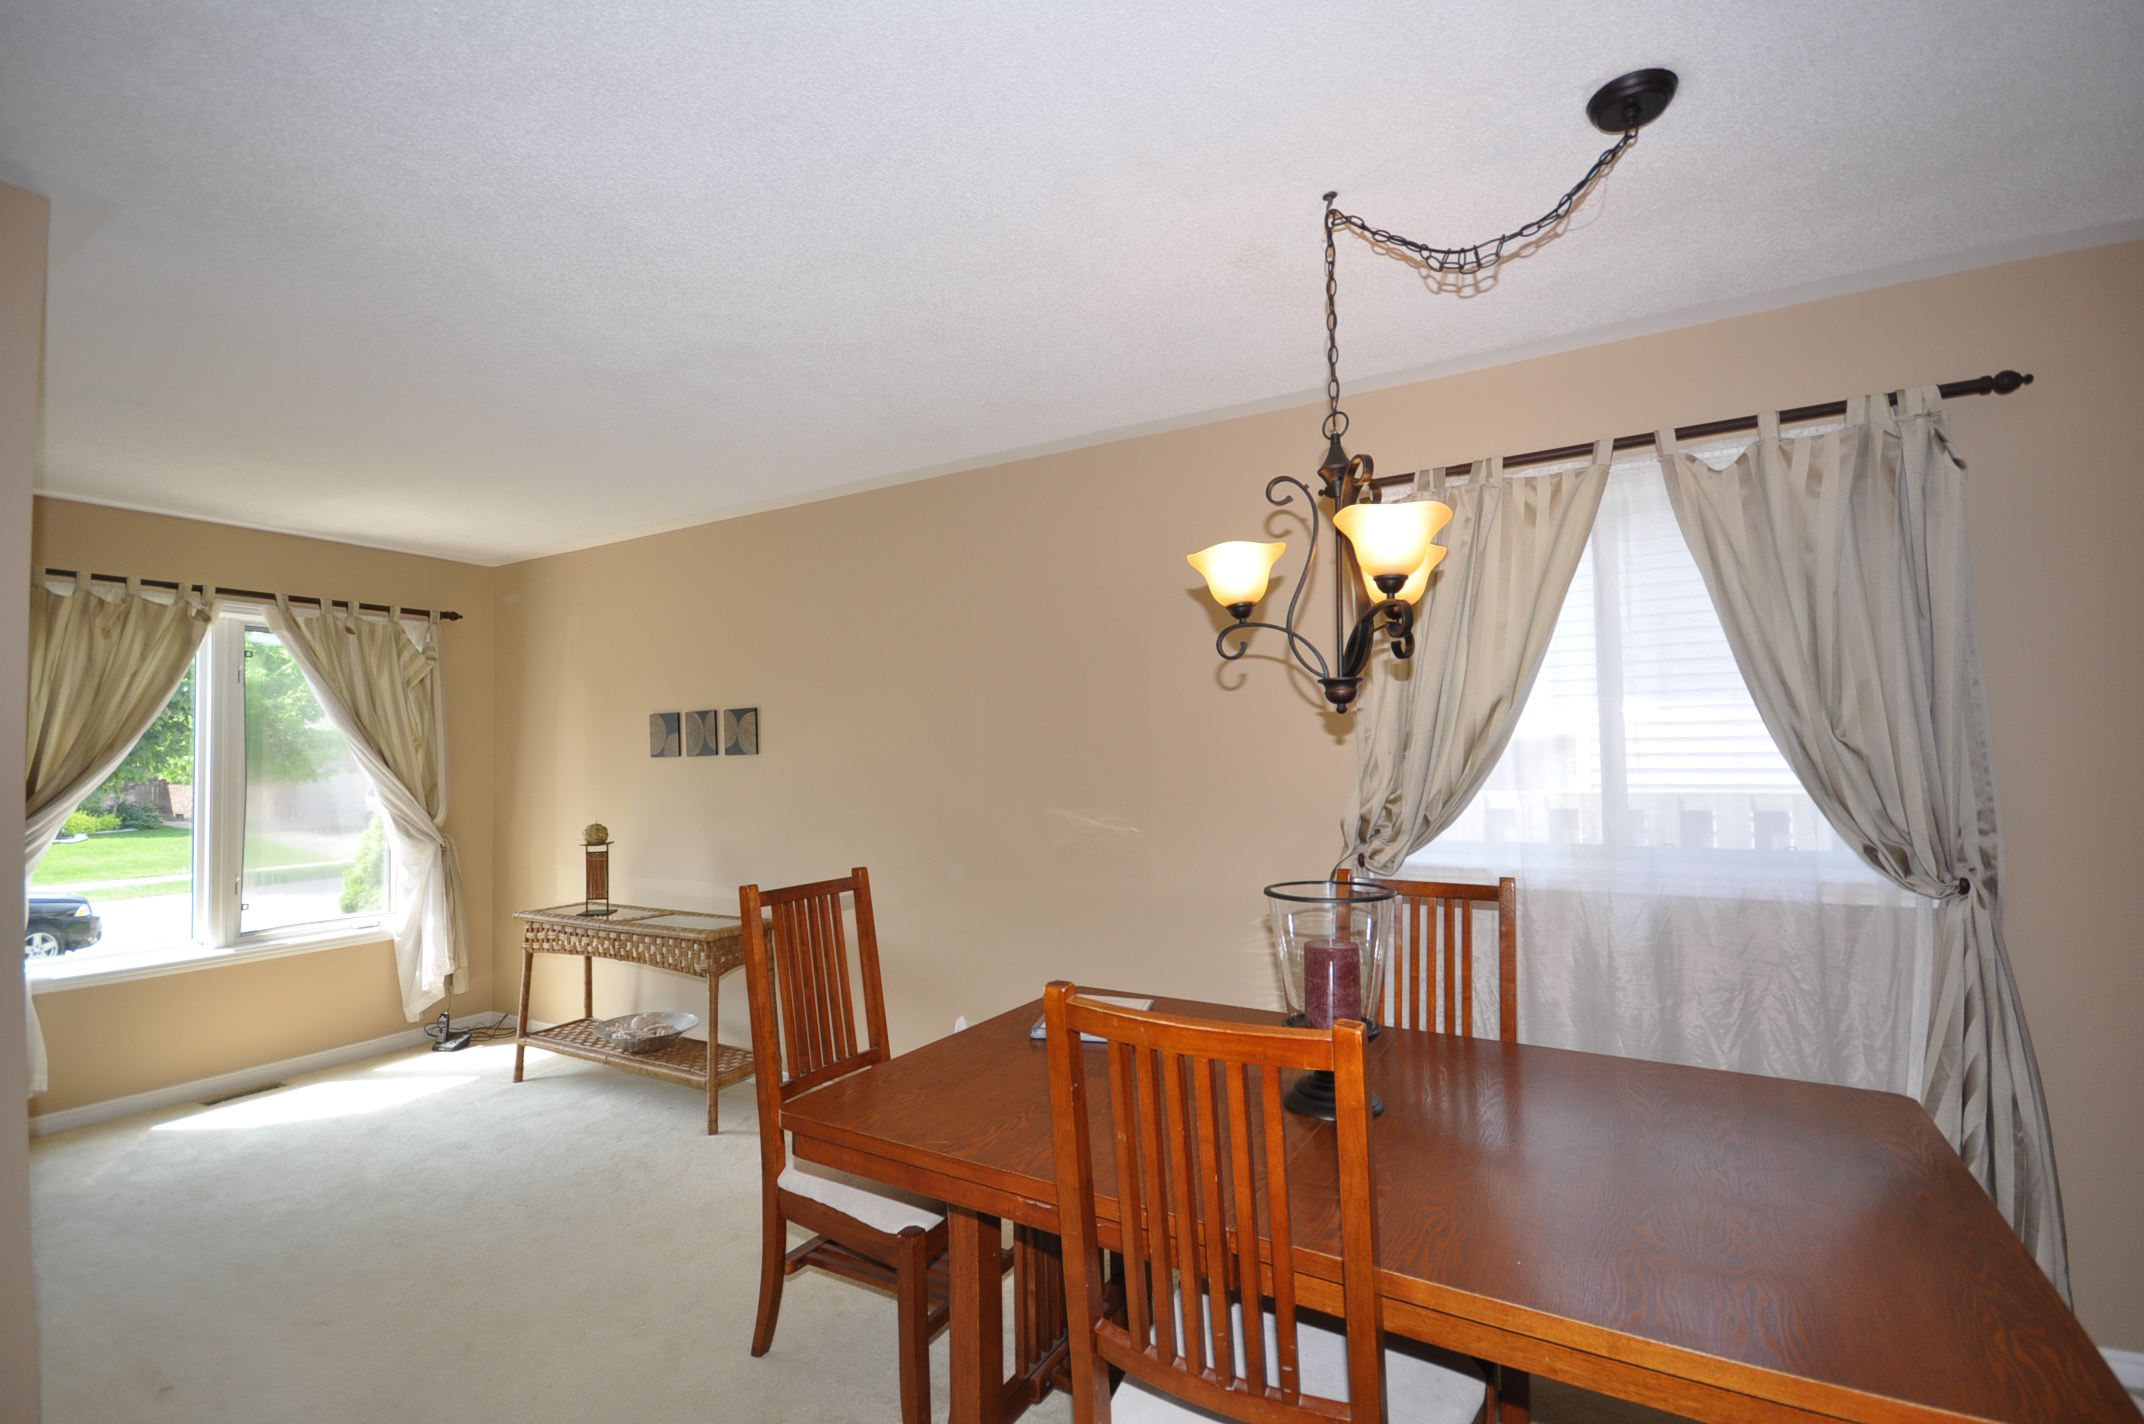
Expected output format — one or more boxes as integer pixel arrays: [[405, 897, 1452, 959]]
[[1030, 993, 1156, 1043]]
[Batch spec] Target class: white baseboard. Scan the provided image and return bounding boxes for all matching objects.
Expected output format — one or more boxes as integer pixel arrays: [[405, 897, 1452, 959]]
[[28, 1011, 514, 1137], [2107, 1348, 2144, 1405]]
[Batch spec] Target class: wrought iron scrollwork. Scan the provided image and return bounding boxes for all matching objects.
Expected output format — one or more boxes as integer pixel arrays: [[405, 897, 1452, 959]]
[[1209, 471, 1416, 714]]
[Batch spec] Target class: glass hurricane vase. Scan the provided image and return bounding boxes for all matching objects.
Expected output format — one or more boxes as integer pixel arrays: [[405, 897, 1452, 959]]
[[1264, 879, 1392, 1120]]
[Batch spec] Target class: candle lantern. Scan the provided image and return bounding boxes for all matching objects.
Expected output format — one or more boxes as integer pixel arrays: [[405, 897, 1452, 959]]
[[1265, 878, 1393, 1119], [581, 823, 614, 918]]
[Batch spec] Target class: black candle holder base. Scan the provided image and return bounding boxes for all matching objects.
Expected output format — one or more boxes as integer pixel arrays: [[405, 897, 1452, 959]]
[[1282, 1069, 1384, 1121]]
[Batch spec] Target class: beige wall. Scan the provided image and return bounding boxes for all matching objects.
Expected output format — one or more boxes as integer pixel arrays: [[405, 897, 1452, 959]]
[[493, 241, 2144, 1348], [26, 499, 497, 1119], [2, 179, 50, 1423]]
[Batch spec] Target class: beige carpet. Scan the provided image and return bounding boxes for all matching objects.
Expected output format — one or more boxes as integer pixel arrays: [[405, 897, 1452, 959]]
[[30, 1041, 1690, 1423]]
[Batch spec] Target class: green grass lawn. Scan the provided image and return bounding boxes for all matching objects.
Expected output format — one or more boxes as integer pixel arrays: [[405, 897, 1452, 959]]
[[35, 826, 193, 882], [33, 825, 338, 900]]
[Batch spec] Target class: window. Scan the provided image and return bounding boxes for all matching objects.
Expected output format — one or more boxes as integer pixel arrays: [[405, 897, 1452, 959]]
[[26, 609, 390, 983], [1406, 451, 1933, 1095]]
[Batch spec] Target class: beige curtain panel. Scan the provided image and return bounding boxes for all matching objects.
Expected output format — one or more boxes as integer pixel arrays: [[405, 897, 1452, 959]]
[[1343, 448, 1609, 874], [23, 575, 215, 1094], [1659, 389, 2069, 1296], [268, 598, 465, 1022]]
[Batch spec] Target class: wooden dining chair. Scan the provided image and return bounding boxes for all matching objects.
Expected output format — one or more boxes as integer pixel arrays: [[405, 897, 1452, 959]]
[[741, 868, 950, 1424], [1336, 867, 1519, 1042], [1335, 869, 1529, 1421], [1042, 981, 1488, 1424]]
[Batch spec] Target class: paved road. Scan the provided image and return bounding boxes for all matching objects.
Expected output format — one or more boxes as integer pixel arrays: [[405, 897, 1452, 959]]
[[35, 876, 360, 966], [41, 861, 346, 895]]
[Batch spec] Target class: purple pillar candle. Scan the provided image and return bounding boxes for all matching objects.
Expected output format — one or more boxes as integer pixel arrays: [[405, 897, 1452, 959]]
[[1303, 937, 1363, 1029]]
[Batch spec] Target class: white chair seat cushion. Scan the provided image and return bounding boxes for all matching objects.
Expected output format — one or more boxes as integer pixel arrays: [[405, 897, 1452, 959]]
[[1111, 1295, 1485, 1424], [777, 1162, 944, 1236]]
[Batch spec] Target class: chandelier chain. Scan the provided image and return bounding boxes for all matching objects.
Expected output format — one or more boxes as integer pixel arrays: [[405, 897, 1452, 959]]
[[1326, 128, 1636, 277], [1322, 191, 1344, 442]]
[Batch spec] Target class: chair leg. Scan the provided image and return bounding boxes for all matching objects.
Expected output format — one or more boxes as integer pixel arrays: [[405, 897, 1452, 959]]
[[1498, 1365, 1531, 1424], [894, 1228, 933, 1424], [751, 1192, 786, 1358]]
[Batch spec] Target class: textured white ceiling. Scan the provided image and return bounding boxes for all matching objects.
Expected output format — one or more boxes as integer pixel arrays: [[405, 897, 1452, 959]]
[[3, 0, 2143, 564]]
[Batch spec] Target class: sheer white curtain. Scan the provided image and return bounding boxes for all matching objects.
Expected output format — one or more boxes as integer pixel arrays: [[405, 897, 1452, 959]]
[[1407, 451, 1935, 1096]]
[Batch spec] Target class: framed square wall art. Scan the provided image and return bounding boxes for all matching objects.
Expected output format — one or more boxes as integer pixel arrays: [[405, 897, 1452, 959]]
[[649, 712, 682, 758], [683, 709, 720, 757], [722, 707, 759, 756]]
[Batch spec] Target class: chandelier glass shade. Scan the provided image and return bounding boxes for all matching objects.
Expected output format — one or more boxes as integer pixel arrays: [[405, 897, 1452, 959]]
[[1186, 540, 1288, 613], [1362, 544, 1447, 607], [1332, 501, 1447, 585]]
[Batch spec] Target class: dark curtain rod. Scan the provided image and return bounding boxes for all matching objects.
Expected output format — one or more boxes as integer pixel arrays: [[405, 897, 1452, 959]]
[[37, 570, 462, 622], [1369, 370, 2035, 489]]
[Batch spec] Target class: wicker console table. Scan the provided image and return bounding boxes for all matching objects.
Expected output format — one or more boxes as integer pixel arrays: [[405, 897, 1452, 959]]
[[511, 902, 756, 1134]]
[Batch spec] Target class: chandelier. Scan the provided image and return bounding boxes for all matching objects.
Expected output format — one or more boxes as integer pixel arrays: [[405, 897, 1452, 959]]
[[1187, 69, 1678, 715]]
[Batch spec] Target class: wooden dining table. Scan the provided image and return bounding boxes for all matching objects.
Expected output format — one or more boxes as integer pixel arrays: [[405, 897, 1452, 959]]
[[780, 995, 2138, 1424]]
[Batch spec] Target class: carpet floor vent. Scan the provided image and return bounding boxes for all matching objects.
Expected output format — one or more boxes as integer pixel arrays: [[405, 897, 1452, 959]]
[[200, 1082, 285, 1106]]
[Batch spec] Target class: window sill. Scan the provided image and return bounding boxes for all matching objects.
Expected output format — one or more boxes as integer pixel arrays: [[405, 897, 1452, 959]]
[[27, 922, 393, 995]]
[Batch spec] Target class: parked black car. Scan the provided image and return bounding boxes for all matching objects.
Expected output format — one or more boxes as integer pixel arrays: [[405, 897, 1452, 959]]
[[25, 895, 101, 959]]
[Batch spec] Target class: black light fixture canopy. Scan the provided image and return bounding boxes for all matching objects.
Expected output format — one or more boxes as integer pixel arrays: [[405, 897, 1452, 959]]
[[1587, 68, 1679, 134]]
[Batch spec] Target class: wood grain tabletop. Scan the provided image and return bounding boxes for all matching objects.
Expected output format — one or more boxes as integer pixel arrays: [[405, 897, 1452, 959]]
[[782, 996, 2137, 1424]]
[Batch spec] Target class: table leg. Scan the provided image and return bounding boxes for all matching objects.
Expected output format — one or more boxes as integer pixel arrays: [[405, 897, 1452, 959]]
[[705, 959, 720, 1135], [1499, 1365, 1532, 1423], [949, 1207, 1005, 1424], [582, 954, 594, 1020], [513, 943, 534, 1082]]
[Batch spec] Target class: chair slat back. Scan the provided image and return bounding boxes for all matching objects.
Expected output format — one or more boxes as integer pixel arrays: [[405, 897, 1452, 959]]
[[740, 870, 890, 1176], [1044, 984, 1383, 1424], [1338, 868, 1518, 1042]]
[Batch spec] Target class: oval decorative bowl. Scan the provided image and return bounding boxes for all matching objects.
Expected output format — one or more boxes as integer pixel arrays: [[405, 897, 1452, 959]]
[[590, 1011, 698, 1055]]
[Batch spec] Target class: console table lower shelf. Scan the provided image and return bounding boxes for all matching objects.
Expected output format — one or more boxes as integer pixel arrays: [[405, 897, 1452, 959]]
[[523, 1018, 756, 1096]]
